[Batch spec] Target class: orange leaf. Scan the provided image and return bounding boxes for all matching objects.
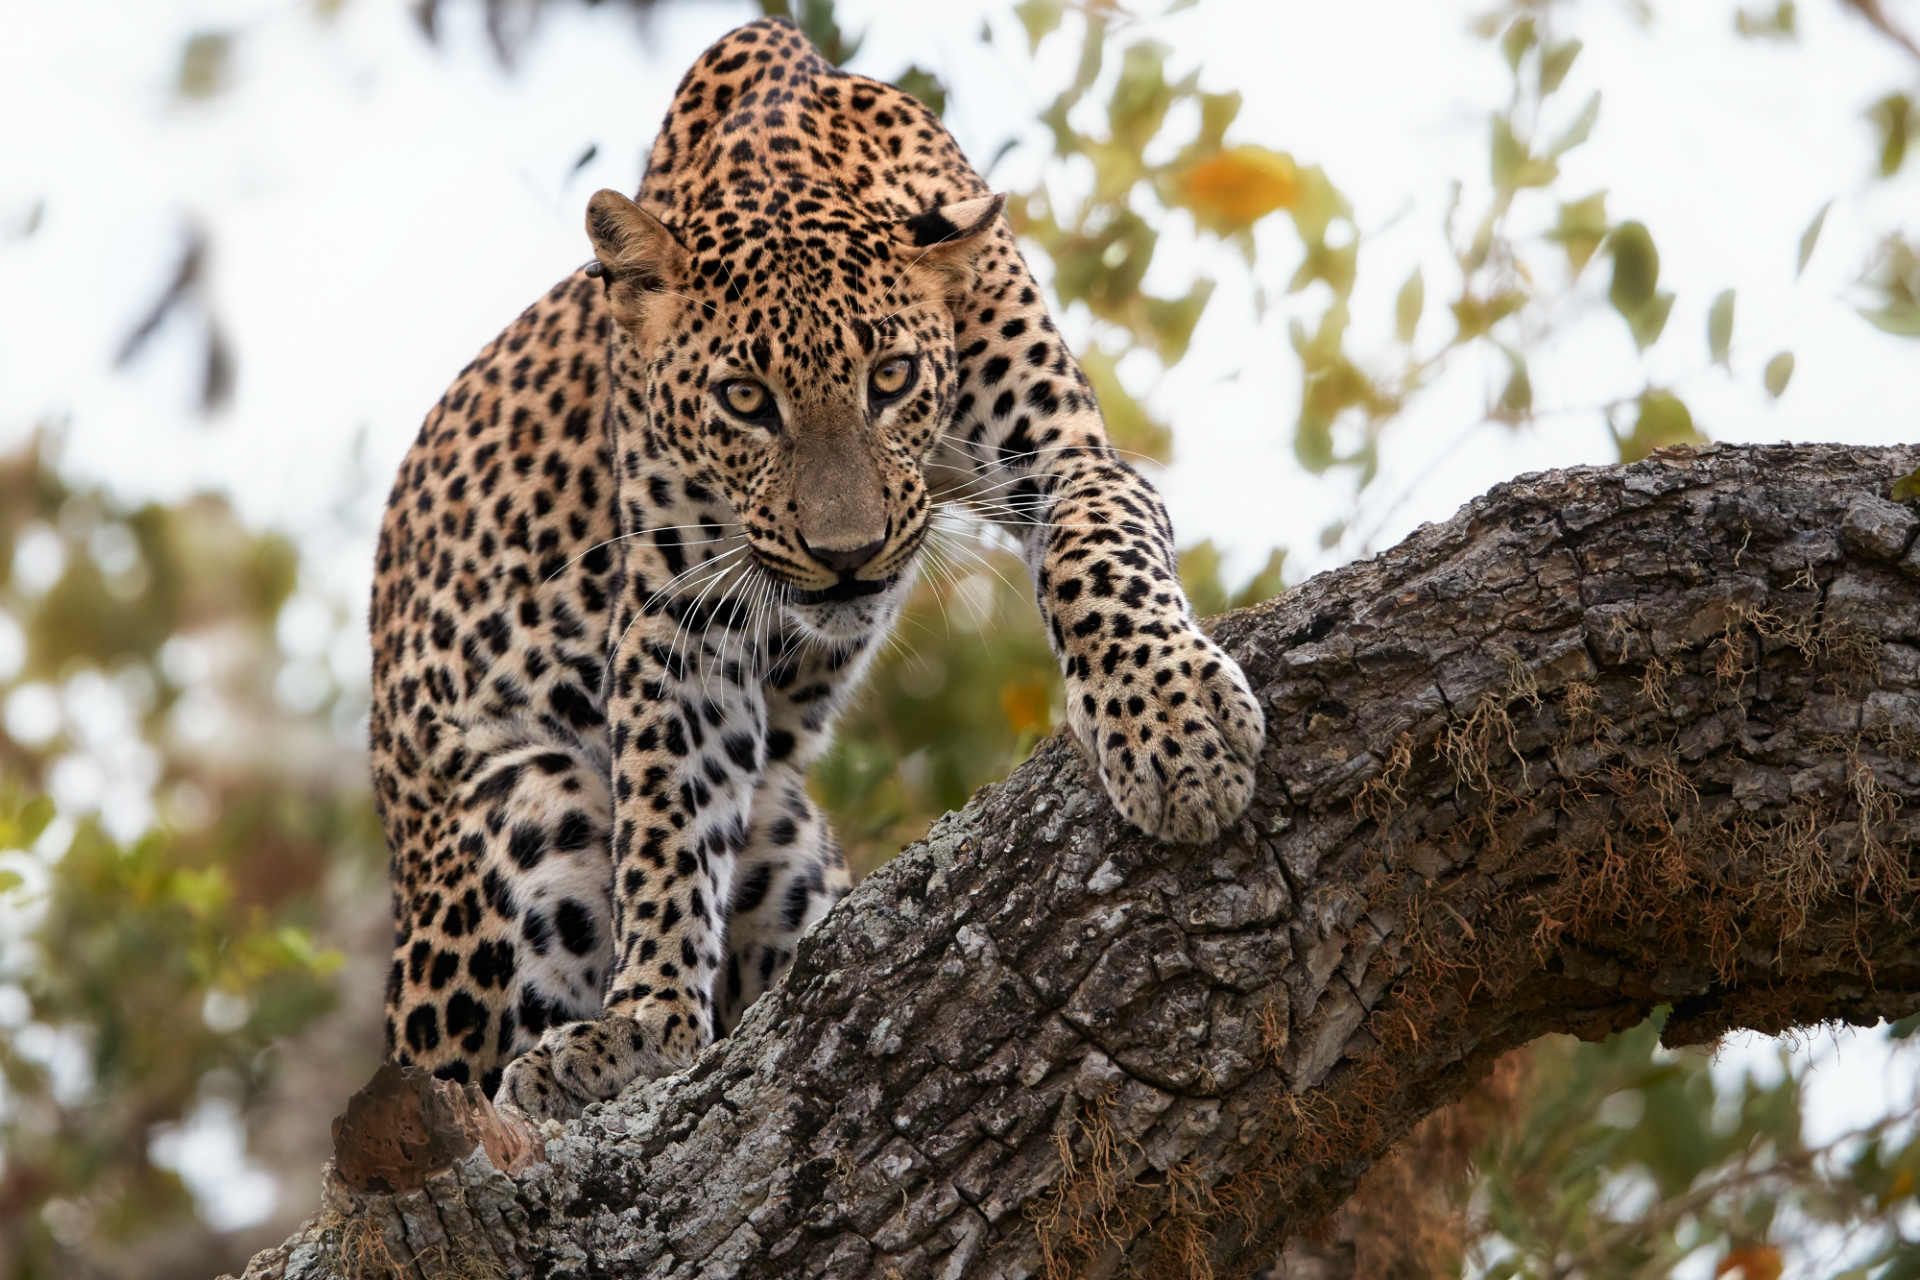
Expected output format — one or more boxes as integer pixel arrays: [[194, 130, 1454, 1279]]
[[1715, 1245, 1782, 1280], [1176, 145, 1298, 232], [999, 681, 1051, 737]]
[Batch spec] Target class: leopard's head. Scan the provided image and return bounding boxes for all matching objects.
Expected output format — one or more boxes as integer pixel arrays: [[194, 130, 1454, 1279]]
[[586, 186, 1002, 642]]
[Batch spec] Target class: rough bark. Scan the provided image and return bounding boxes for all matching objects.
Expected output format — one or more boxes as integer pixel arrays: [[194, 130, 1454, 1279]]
[[230, 443, 1920, 1280]]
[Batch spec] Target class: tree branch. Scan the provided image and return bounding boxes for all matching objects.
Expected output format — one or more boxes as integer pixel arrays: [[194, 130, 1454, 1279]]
[[230, 443, 1920, 1280]]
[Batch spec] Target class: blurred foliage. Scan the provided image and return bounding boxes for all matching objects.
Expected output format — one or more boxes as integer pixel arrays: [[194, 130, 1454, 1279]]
[[1464, 1013, 1920, 1278], [1859, 232, 1920, 336], [8, 0, 1920, 1276], [409, 0, 665, 68], [0, 434, 380, 1279], [1325, 1015, 1920, 1278], [817, 562, 1060, 864], [1735, 0, 1800, 39]]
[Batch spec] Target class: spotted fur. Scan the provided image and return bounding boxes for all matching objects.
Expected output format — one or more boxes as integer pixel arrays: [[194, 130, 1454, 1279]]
[[370, 18, 1266, 1122]]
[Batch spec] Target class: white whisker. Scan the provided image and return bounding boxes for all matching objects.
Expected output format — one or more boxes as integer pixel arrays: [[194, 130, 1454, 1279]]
[[545, 524, 746, 585], [926, 524, 1024, 602], [624, 544, 748, 676], [676, 552, 747, 699]]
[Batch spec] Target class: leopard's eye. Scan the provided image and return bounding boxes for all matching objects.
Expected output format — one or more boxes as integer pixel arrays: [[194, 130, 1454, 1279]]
[[869, 355, 918, 403], [716, 378, 774, 423]]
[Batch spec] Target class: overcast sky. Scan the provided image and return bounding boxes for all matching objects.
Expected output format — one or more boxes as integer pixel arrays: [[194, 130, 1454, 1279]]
[[5, 0, 1916, 589]]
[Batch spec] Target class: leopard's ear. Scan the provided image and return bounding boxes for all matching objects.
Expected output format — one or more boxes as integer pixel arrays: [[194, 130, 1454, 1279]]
[[585, 189, 687, 296], [892, 194, 1004, 291]]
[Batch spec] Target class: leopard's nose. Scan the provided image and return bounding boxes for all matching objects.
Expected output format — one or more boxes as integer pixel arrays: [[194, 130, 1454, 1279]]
[[800, 534, 886, 576]]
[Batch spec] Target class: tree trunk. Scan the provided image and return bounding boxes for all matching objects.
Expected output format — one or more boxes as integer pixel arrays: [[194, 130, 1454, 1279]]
[[230, 443, 1920, 1280]]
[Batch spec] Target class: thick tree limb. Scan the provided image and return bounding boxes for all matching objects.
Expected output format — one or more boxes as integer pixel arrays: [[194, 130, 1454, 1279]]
[[231, 443, 1920, 1280]]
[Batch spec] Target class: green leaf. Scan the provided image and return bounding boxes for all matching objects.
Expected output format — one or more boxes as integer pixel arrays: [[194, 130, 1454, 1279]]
[[1638, 1069, 1715, 1193], [1285, 163, 1350, 245], [1628, 290, 1674, 350], [178, 30, 232, 100], [1182, 540, 1283, 617], [1038, 12, 1105, 151], [1108, 41, 1174, 152], [1619, 390, 1702, 461], [1708, 289, 1735, 367], [1050, 208, 1156, 309], [1608, 221, 1660, 314], [1764, 350, 1795, 397], [1142, 280, 1214, 363], [1179, 540, 1232, 618], [1193, 90, 1242, 154], [894, 65, 948, 116], [1604, 221, 1672, 350], [168, 865, 233, 916], [1492, 115, 1558, 189], [1501, 16, 1536, 70], [1796, 200, 1830, 277], [1014, 0, 1064, 52], [0, 868, 22, 895], [273, 925, 343, 976], [1547, 91, 1601, 157], [1859, 303, 1920, 337], [1549, 191, 1609, 274], [1395, 268, 1424, 345], [1067, 16, 1105, 98], [1450, 290, 1526, 340], [1870, 93, 1913, 178], [1733, 1, 1797, 38], [1491, 116, 1520, 186], [15, 793, 55, 847], [783, 0, 862, 65], [1287, 237, 1357, 297], [1496, 349, 1533, 420], [1539, 38, 1582, 93], [1290, 301, 1393, 473]]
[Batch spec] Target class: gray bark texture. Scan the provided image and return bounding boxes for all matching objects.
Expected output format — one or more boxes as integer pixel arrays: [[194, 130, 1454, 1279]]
[[230, 443, 1920, 1280]]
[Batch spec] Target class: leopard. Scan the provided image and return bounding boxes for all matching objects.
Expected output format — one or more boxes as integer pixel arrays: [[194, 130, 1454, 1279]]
[[369, 15, 1267, 1123]]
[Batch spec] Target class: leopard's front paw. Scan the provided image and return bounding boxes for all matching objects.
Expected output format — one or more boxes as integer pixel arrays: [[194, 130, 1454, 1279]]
[[494, 1013, 681, 1123], [1068, 624, 1265, 844]]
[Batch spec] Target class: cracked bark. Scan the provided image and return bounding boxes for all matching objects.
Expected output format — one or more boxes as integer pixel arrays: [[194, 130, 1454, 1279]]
[[230, 443, 1920, 1280]]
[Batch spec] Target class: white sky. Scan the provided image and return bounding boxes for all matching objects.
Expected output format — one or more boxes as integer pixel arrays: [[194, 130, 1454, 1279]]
[[2, 0, 1916, 1247], [2, 0, 1915, 586]]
